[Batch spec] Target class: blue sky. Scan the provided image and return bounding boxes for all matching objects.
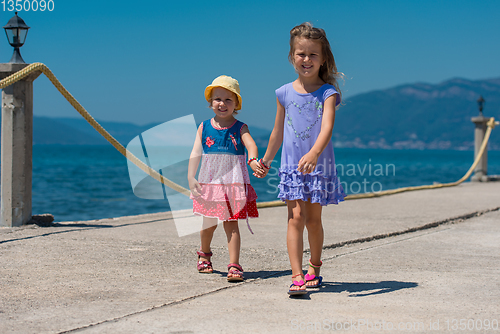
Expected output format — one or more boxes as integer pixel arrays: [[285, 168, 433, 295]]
[[2, 0, 500, 130]]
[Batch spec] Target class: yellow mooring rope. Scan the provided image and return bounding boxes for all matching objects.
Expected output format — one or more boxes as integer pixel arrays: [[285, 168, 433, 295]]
[[0, 63, 497, 208], [0, 63, 190, 197]]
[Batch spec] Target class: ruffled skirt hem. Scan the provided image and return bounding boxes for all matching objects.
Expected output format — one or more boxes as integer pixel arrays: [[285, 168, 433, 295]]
[[278, 169, 345, 206], [192, 198, 259, 221]]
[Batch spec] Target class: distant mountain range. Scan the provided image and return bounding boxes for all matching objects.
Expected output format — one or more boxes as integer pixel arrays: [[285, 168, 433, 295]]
[[334, 77, 500, 150], [31, 117, 156, 146], [7, 76, 500, 150], [29, 117, 272, 147]]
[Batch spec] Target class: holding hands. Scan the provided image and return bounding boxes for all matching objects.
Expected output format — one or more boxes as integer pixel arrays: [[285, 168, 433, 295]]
[[258, 158, 272, 178], [248, 157, 267, 178], [250, 152, 317, 179]]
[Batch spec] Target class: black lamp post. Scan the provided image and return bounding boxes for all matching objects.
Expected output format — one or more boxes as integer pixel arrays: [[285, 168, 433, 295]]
[[3, 12, 30, 64], [477, 95, 485, 117]]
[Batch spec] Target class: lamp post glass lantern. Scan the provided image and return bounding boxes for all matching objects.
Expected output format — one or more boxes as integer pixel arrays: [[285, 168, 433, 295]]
[[477, 95, 485, 117], [3, 12, 30, 63]]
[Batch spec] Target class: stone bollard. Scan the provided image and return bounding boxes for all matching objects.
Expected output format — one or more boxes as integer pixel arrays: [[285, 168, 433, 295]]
[[470, 116, 493, 182], [0, 63, 41, 227]]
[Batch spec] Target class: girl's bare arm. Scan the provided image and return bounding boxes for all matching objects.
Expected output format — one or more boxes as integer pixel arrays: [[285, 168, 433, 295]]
[[262, 98, 286, 169], [187, 125, 203, 196], [241, 125, 265, 178]]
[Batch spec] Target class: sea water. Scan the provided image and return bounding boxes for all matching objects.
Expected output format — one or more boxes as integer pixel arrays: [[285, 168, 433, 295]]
[[30, 145, 500, 222]]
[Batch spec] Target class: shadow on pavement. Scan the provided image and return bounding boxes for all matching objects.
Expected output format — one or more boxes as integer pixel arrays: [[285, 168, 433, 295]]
[[317, 281, 418, 297], [208, 269, 292, 280], [0, 218, 168, 244]]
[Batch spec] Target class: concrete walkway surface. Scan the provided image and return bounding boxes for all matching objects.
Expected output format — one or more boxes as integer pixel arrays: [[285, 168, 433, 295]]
[[1, 182, 499, 333]]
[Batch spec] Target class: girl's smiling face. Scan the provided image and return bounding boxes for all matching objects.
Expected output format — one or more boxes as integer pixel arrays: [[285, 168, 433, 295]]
[[292, 37, 324, 79], [210, 87, 237, 119]]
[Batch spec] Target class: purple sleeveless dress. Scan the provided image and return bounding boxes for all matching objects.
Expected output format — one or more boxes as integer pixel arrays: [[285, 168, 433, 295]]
[[276, 82, 345, 205]]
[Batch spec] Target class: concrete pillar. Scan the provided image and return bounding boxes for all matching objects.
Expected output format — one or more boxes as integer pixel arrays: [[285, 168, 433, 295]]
[[470, 116, 492, 182], [0, 63, 41, 227]]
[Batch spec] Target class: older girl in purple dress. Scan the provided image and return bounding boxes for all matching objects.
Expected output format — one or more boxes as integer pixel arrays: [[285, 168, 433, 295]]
[[260, 23, 345, 295]]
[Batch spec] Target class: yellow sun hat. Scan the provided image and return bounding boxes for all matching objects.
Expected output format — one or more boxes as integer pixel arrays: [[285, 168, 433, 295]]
[[204, 75, 242, 111]]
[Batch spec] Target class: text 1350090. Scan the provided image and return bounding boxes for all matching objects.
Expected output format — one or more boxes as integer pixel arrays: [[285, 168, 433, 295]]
[[2, 0, 54, 11]]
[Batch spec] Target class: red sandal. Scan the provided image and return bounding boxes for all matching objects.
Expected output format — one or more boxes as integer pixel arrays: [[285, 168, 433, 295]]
[[197, 250, 213, 274], [227, 263, 244, 282]]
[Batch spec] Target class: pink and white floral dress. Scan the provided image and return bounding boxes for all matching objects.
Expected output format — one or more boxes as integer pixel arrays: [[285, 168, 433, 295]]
[[191, 118, 258, 225]]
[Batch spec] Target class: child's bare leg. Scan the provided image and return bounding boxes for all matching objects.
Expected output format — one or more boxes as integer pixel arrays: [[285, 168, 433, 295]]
[[199, 217, 217, 273], [287, 200, 306, 291], [224, 220, 241, 279], [304, 201, 323, 286]]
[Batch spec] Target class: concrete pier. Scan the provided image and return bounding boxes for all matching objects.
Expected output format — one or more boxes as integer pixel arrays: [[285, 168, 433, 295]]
[[1, 182, 499, 333]]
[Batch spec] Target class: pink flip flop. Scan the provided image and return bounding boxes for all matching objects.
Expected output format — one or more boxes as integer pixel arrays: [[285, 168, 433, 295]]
[[305, 273, 323, 288], [305, 259, 323, 288], [288, 274, 307, 295]]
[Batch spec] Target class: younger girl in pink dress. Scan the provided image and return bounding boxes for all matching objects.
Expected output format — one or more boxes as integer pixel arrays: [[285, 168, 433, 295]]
[[188, 75, 265, 282]]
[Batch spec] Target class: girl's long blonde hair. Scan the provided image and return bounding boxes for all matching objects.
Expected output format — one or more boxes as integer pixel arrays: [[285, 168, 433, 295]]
[[289, 22, 343, 102]]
